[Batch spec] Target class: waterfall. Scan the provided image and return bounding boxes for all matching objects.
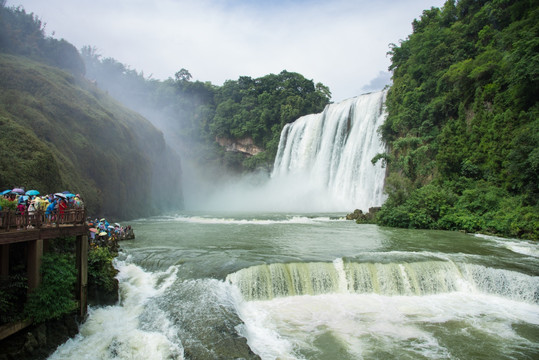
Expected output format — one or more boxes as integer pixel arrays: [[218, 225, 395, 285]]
[[226, 260, 539, 303], [271, 90, 388, 211]]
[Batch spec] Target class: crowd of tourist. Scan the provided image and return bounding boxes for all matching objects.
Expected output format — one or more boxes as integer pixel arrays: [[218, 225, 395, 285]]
[[0, 187, 134, 244], [1, 188, 84, 229], [87, 217, 134, 247]]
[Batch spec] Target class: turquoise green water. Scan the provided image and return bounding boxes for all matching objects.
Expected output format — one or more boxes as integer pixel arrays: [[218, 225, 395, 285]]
[[51, 212, 538, 359]]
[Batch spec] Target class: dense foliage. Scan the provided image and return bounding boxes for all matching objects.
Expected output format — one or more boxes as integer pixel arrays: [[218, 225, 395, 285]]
[[23, 238, 77, 323], [0, 268, 27, 324], [376, 0, 538, 239], [81, 48, 331, 172], [87, 245, 118, 294]]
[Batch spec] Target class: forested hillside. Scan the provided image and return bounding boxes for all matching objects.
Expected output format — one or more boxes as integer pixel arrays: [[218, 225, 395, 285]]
[[375, 0, 538, 239], [81, 49, 331, 172], [0, 4, 183, 219]]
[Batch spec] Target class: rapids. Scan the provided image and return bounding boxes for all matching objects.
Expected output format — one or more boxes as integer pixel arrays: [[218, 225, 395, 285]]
[[49, 214, 539, 359]]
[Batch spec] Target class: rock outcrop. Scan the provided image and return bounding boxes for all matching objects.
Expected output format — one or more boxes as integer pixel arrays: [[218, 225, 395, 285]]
[[216, 136, 263, 156]]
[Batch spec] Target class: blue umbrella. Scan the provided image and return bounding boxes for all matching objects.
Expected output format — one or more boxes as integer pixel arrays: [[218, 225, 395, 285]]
[[1, 190, 11, 195], [65, 193, 76, 198], [25, 190, 40, 196]]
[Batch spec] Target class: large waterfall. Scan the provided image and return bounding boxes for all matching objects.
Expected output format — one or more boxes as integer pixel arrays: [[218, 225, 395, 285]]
[[272, 90, 387, 212], [198, 90, 388, 212]]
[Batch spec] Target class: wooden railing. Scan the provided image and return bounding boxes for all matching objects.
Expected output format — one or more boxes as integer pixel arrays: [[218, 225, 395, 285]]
[[0, 208, 86, 232]]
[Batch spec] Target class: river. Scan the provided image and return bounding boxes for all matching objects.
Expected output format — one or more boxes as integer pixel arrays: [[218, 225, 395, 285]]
[[49, 212, 538, 359]]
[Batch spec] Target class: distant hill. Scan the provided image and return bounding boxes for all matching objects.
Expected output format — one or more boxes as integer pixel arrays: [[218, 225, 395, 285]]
[[0, 53, 183, 219]]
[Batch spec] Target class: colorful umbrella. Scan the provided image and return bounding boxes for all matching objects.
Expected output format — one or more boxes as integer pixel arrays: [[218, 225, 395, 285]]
[[11, 188, 24, 194], [89, 228, 98, 233], [25, 190, 40, 196], [98, 232, 108, 236]]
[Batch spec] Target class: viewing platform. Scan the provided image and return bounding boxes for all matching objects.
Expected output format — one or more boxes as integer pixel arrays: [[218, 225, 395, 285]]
[[0, 209, 88, 340], [0, 208, 87, 243]]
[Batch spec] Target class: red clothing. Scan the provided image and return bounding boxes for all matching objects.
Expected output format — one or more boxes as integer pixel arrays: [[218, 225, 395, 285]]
[[58, 200, 67, 218], [16, 203, 25, 214]]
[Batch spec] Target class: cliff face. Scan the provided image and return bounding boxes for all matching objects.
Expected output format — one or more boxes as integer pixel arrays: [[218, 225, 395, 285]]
[[0, 54, 183, 219], [216, 136, 264, 156]]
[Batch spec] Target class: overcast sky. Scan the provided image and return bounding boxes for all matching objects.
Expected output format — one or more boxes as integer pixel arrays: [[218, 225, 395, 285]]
[[8, 0, 445, 102]]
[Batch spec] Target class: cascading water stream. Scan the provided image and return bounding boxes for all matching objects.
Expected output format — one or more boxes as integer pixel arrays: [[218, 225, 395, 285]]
[[271, 90, 388, 211], [227, 259, 539, 303]]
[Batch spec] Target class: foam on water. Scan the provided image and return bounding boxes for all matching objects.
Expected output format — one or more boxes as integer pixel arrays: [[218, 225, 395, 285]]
[[475, 233, 539, 258], [235, 292, 539, 359], [49, 259, 183, 360], [161, 215, 341, 225], [228, 255, 539, 359]]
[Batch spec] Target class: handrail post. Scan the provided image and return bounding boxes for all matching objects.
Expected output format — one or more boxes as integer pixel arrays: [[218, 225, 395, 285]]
[[6, 211, 11, 232], [36, 209, 42, 229]]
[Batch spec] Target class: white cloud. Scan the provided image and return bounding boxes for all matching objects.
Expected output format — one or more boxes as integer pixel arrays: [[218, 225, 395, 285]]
[[7, 0, 445, 101]]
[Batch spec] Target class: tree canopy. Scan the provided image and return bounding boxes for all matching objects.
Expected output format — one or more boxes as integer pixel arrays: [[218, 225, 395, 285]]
[[81, 48, 331, 172]]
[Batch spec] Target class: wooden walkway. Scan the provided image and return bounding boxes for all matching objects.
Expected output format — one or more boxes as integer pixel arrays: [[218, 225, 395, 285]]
[[0, 209, 88, 340]]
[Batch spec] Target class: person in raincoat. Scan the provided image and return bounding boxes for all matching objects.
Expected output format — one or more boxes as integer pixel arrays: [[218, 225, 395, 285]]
[[16, 201, 25, 229], [45, 199, 56, 224], [26, 201, 36, 228], [58, 199, 67, 221]]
